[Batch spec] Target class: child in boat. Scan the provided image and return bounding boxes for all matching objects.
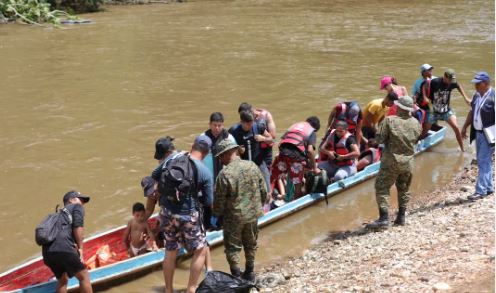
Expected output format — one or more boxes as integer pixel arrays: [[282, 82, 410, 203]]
[[123, 202, 159, 257]]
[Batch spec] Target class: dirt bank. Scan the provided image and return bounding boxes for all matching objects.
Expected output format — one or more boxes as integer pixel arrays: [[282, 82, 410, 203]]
[[256, 160, 495, 293]]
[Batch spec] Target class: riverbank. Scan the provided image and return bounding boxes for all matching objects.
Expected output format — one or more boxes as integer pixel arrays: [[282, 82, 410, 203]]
[[256, 159, 495, 292]]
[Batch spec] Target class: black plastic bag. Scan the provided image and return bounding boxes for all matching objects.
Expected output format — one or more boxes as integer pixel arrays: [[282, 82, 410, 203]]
[[196, 271, 258, 293]]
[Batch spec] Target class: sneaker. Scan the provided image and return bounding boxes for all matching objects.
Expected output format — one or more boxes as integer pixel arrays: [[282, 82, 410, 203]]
[[467, 193, 487, 201]]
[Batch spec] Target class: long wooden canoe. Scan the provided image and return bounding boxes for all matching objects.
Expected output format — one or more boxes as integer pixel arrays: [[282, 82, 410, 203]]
[[0, 127, 446, 292]]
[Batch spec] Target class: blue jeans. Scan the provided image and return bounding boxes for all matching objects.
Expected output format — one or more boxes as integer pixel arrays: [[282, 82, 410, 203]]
[[475, 131, 494, 194]]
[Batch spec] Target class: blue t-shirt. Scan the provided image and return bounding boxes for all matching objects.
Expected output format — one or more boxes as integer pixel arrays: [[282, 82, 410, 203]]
[[411, 77, 425, 97], [161, 157, 214, 215], [411, 75, 437, 97]]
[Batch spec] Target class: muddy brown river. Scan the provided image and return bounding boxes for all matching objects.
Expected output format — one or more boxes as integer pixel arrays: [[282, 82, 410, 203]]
[[0, 0, 493, 291]]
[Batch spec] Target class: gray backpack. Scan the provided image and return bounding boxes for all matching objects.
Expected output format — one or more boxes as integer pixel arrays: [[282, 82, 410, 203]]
[[35, 206, 73, 246]]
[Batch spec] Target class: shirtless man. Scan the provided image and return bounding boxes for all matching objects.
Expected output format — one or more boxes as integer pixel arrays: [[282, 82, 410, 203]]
[[123, 202, 158, 257]]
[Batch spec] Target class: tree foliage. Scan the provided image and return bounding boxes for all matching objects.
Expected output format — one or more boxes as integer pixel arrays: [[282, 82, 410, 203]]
[[0, 0, 100, 26]]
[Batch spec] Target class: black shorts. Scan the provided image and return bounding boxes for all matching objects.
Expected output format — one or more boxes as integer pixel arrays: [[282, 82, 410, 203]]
[[43, 251, 85, 279]]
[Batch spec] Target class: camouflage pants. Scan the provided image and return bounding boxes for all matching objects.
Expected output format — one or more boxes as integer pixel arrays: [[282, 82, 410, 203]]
[[375, 163, 413, 211], [222, 220, 258, 269]]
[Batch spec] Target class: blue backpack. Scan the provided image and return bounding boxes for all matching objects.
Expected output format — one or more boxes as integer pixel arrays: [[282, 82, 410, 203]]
[[35, 206, 72, 246]]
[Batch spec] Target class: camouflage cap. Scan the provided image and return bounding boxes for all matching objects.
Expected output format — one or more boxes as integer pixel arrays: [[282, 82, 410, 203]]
[[215, 139, 239, 157], [394, 95, 414, 112]]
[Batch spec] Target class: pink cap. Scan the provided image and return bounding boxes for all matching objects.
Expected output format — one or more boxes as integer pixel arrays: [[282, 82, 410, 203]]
[[380, 76, 393, 90]]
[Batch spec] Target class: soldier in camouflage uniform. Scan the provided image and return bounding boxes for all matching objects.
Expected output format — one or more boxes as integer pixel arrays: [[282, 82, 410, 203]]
[[366, 96, 422, 229], [213, 139, 268, 282]]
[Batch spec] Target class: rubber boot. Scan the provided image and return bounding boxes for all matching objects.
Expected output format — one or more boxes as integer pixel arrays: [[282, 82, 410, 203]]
[[242, 265, 256, 283], [365, 209, 389, 230], [230, 266, 242, 278], [394, 207, 406, 226]]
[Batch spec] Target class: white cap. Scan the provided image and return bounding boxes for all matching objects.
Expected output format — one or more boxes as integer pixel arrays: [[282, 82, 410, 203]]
[[420, 63, 434, 74]]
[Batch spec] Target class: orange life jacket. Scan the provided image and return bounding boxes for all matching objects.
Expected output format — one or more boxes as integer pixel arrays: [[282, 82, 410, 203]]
[[280, 121, 315, 154], [326, 129, 354, 166]]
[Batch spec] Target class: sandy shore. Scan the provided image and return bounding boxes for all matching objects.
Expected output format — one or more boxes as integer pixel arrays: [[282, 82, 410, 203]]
[[256, 160, 495, 293]]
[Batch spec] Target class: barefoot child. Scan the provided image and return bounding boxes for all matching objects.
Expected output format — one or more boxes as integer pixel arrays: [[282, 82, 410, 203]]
[[123, 202, 158, 257]]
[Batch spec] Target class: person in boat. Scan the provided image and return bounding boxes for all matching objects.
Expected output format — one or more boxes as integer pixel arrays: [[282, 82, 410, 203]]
[[421, 68, 470, 151], [412, 64, 435, 104], [123, 202, 159, 257], [270, 116, 321, 199], [380, 76, 408, 116], [161, 140, 213, 293], [361, 92, 398, 140], [229, 110, 272, 192], [462, 71, 495, 201], [318, 120, 360, 182], [42, 190, 93, 293], [195, 112, 236, 230], [366, 96, 422, 230], [213, 139, 268, 282], [196, 112, 236, 180], [356, 138, 381, 171], [324, 101, 363, 147], [238, 102, 277, 167]]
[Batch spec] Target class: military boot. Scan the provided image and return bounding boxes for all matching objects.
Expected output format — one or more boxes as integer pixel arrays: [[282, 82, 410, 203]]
[[365, 209, 389, 230], [242, 265, 256, 283], [394, 207, 406, 226], [230, 266, 242, 278]]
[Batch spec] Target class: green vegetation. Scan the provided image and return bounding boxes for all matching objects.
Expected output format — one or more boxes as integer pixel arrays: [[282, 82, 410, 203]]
[[0, 0, 100, 26]]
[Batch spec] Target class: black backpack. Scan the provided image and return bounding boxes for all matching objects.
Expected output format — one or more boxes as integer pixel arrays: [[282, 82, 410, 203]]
[[35, 206, 72, 246], [196, 271, 258, 293], [158, 154, 198, 206]]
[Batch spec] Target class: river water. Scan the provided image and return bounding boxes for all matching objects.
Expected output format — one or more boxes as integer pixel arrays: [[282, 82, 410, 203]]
[[0, 0, 493, 291]]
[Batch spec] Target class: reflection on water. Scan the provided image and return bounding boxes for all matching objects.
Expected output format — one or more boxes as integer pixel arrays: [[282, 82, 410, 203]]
[[0, 0, 493, 290]]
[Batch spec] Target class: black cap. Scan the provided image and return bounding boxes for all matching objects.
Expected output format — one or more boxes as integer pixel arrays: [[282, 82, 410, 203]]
[[63, 190, 90, 205], [154, 136, 175, 160], [140, 176, 156, 197]]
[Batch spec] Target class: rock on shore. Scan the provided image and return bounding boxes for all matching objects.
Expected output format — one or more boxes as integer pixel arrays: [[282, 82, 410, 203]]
[[257, 162, 495, 292]]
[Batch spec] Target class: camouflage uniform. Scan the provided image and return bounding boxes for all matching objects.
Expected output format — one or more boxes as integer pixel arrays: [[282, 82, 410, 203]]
[[213, 158, 267, 270], [375, 111, 422, 211]]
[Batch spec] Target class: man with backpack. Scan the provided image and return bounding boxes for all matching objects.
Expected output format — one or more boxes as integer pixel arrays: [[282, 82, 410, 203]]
[[41, 190, 92, 293], [159, 140, 214, 293]]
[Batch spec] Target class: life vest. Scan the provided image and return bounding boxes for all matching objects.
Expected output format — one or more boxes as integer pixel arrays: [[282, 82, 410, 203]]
[[256, 108, 275, 149], [326, 129, 354, 167], [280, 121, 314, 154], [333, 101, 360, 133], [387, 104, 398, 116], [359, 147, 381, 163]]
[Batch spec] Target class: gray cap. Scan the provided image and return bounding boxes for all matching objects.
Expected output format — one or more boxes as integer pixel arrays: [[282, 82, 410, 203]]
[[420, 63, 434, 74], [214, 139, 239, 157], [394, 96, 414, 112]]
